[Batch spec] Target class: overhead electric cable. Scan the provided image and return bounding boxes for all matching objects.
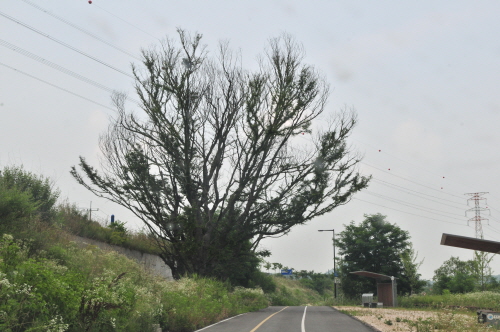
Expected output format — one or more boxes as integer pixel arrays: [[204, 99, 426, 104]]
[[298, 134, 466, 201], [364, 191, 467, 220], [0, 10, 134, 78], [362, 161, 465, 199], [296, 132, 472, 220], [0, 62, 114, 112], [93, 4, 160, 41], [0, 39, 139, 104], [372, 178, 466, 209], [21, 0, 142, 61], [352, 137, 447, 179], [353, 197, 469, 227]]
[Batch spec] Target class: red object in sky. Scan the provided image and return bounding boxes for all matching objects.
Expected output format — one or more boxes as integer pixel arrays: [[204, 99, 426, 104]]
[[378, 150, 381, 152], [88, 0, 92, 3]]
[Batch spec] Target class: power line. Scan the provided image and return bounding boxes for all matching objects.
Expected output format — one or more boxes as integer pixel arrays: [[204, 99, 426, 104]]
[[0, 61, 115, 112], [21, 0, 142, 61], [296, 133, 495, 222], [93, 4, 160, 41], [361, 161, 465, 199], [353, 197, 470, 227], [352, 138, 448, 180], [364, 190, 467, 220], [372, 178, 466, 210], [0, 39, 139, 104], [0, 10, 134, 78], [6, 0, 500, 229]]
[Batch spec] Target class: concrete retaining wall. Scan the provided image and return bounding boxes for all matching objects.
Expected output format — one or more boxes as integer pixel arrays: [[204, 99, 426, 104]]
[[71, 235, 173, 280]]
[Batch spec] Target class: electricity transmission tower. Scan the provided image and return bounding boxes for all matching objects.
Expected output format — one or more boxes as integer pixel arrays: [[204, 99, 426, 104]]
[[465, 192, 490, 239], [87, 201, 99, 222]]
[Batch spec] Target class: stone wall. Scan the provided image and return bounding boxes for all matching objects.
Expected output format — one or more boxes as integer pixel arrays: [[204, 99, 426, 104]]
[[71, 235, 173, 280]]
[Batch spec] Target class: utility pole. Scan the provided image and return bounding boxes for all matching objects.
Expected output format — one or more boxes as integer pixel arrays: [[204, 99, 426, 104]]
[[465, 192, 490, 239], [318, 229, 336, 299], [88, 201, 99, 222]]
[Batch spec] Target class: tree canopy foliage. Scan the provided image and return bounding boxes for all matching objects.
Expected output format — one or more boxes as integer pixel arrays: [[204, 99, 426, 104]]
[[432, 254, 498, 294], [433, 256, 477, 294], [337, 214, 422, 297], [71, 30, 369, 282]]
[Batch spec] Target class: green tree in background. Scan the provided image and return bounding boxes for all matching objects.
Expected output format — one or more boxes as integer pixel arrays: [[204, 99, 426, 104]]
[[400, 244, 426, 295], [472, 250, 494, 291], [337, 214, 419, 298], [433, 256, 477, 294], [71, 30, 369, 282]]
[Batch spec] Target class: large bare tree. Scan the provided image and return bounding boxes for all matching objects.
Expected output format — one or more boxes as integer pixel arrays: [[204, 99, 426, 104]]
[[71, 30, 370, 281]]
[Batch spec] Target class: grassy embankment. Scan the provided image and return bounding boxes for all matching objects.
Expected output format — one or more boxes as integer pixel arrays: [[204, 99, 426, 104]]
[[0, 216, 268, 331], [1, 201, 334, 331]]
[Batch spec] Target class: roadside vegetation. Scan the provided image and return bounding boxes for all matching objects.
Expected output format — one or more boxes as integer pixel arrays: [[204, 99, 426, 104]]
[[0, 165, 273, 331], [399, 291, 500, 310], [5, 164, 500, 332], [1, 165, 342, 331]]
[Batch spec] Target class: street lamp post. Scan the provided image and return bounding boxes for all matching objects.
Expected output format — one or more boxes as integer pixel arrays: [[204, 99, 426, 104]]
[[318, 229, 336, 298]]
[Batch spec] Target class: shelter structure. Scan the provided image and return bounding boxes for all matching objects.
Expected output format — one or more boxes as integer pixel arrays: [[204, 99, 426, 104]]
[[350, 271, 397, 307], [441, 233, 500, 253]]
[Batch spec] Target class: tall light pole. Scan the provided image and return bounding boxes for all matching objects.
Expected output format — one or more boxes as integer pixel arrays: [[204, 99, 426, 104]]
[[318, 229, 336, 298]]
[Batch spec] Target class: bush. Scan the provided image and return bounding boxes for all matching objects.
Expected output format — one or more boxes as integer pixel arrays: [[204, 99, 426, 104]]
[[0, 165, 60, 221], [0, 186, 38, 234], [247, 271, 276, 293], [0, 231, 270, 332]]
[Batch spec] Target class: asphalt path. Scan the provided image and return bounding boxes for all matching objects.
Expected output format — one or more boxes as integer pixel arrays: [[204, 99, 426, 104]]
[[195, 306, 376, 332]]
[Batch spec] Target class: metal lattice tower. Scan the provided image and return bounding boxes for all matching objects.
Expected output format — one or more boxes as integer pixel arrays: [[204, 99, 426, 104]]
[[465, 192, 490, 239]]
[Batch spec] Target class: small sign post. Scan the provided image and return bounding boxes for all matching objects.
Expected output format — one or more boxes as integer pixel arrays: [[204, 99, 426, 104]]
[[280, 269, 293, 276]]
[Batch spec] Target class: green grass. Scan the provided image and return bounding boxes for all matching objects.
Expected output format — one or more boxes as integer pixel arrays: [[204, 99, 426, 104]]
[[55, 202, 162, 255], [337, 292, 500, 332], [266, 276, 346, 306], [0, 229, 269, 332], [399, 291, 500, 310]]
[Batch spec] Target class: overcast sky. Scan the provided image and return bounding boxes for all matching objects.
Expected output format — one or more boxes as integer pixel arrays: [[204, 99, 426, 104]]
[[2, 0, 500, 280]]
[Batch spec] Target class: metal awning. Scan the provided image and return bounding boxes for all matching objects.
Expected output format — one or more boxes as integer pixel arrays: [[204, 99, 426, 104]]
[[441, 233, 500, 254], [350, 271, 395, 280]]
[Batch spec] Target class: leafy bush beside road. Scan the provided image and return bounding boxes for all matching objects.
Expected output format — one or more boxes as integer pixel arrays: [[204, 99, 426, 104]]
[[0, 232, 268, 332], [0, 165, 269, 331]]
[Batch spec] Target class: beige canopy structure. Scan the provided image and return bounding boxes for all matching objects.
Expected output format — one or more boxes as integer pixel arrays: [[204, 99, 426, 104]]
[[441, 233, 500, 253], [350, 271, 397, 307]]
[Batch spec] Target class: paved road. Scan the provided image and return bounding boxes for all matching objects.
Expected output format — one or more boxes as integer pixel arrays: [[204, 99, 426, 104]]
[[195, 306, 376, 332]]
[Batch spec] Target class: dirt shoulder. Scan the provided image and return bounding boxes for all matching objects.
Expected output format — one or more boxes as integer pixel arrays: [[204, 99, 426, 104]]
[[333, 306, 484, 332]]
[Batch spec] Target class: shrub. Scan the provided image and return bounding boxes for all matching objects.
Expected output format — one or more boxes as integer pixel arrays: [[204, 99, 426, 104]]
[[0, 165, 60, 220], [0, 186, 38, 234], [247, 271, 276, 293]]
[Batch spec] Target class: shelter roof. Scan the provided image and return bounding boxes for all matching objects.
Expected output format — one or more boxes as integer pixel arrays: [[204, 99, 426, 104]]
[[441, 233, 500, 254], [350, 271, 396, 280]]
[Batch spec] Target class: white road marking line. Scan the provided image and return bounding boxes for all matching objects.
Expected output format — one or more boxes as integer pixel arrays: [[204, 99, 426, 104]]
[[301, 306, 308, 332], [194, 313, 246, 331]]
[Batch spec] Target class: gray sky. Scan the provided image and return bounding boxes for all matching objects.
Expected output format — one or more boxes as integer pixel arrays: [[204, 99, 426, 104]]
[[2, 0, 500, 280]]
